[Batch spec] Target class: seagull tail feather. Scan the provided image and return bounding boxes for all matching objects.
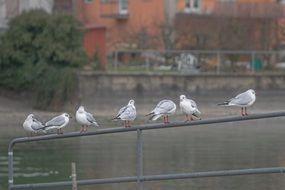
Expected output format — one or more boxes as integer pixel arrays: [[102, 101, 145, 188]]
[[192, 113, 201, 120], [112, 116, 120, 120], [145, 112, 154, 117], [149, 114, 161, 121], [217, 101, 230, 106]]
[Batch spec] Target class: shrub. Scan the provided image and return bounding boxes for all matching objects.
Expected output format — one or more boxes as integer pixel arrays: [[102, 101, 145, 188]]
[[0, 10, 88, 110]]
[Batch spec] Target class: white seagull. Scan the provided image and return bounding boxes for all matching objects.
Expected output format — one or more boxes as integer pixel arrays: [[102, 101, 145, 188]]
[[146, 99, 176, 123], [113, 99, 136, 128], [218, 89, 256, 116], [76, 106, 99, 133], [179, 95, 201, 121], [44, 113, 71, 134], [23, 114, 45, 134]]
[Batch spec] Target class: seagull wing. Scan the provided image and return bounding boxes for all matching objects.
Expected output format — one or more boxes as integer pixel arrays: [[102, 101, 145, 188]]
[[31, 119, 45, 131], [86, 112, 99, 126], [119, 105, 136, 120], [190, 99, 201, 114], [230, 91, 253, 106], [114, 105, 128, 119], [155, 100, 175, 114], [45, 115, 65, 127]]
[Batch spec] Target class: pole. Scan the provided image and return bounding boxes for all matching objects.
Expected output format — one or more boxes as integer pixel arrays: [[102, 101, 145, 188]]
[[8, 151, 13, 190], [71, 162, 77, 190], [136, 129, 143, 190], [217, 51, 221, 74], [114, 51, 118, 72], [251, 51, 255, 73]]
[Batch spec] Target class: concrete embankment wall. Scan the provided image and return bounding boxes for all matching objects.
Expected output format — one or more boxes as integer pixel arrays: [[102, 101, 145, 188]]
[[78, 72, 285, 100]]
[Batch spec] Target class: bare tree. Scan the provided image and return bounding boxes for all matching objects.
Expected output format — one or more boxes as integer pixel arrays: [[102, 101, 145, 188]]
[[174, 1, 284, 51]]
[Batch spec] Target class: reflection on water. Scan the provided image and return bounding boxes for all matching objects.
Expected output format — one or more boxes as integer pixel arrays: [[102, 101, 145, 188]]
[[1, 116, 285, 190]]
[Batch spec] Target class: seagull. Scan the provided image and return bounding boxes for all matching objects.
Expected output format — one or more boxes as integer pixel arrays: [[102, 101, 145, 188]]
[[218, 89, 256, 116], [179, 95, 201, 122], [23, 114, 45, 134], [113, 99, 136, 128], [146, 99, 176, 123], [44, 113, 71, 134], [76, 106, 99, 133]]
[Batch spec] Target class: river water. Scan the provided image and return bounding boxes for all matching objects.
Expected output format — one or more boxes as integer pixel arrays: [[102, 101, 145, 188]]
[[1, 90, 285, 190]]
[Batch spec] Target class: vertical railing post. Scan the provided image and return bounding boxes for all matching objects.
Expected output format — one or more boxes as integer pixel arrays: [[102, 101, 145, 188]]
[[71, 162, 77, 190], [114, 50, 118, 72], [145, 56, 150, 72], [8, 145, 14, 190], [217, 51, 221, 74], [136, 129, 143, 190], [251, 51, 255, 73]]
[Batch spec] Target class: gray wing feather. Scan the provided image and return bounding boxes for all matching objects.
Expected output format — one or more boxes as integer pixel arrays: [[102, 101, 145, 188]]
[[155, 100, 175, 114], [190, 99, 197, 109], [45, 115, 65, 127], [230, 92, 252, 105], [120, 105, 136, 120], [118, 106, 127, 115], [31, 119, 45, 130], [115, 105, 128, 118], [86, 112, 98, 126]]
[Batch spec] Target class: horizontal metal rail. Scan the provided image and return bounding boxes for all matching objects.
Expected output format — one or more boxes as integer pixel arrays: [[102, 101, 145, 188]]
[[115, 49, 279, 55], [8, 111, 285, 148], [8, 111, 285, 190], [11, 167, 285, 189]]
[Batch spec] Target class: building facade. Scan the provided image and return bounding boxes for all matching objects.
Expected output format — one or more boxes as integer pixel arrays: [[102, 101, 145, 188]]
[[76, 0, 285, 52]]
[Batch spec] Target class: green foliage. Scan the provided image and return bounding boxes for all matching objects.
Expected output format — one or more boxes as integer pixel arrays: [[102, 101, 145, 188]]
[[0, 10, 87, 110], [92, 50, 101, 70], [33, 67, 78, 110]]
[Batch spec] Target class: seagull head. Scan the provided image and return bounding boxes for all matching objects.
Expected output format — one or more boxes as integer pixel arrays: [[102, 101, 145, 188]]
[[180, 95, 186, 101], [128, 99, 135, 105], [27, 114, 34, 120], [63, 113, 72, 118], [248, 89, 256, 96], [77, 106, 85, 113]]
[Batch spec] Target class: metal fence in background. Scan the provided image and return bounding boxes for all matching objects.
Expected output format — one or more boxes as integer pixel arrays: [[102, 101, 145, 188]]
[[8, 111, 285, 190], [108, 49, 283, 74]]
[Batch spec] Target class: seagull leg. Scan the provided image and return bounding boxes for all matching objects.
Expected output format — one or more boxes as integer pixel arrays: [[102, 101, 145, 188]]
[[245, 107, 248, 116], [190, 115, 193, 121], [163, 116, 166, 124], [241, 107, 244, 116], [166, 115, 170, 123], [127, 121, 131, 127], [185, 115, 189, 122], [80, 126, 84, 133], [124, 121, 127, 128]]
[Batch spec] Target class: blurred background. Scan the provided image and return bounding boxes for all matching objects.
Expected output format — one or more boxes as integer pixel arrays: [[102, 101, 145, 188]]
[[1, 0, 285, 190]]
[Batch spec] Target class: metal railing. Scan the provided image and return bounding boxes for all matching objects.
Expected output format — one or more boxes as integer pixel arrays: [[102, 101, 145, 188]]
[[8, 111, 285, 190], [109, 49, 280, 74]]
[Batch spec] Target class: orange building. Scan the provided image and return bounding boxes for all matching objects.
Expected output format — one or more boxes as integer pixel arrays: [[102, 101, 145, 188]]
[[75, 0, 285, 52], [76, 0, 175, 51]]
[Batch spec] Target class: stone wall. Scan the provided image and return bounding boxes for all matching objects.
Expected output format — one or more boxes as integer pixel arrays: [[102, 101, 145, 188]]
[[78, 72, 285, 100]]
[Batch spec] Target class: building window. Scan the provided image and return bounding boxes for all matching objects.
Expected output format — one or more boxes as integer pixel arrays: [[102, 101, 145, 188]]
[[84, 0, 93, 3], [185, 0, 200, 13], [118, 0, 128, 14]]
